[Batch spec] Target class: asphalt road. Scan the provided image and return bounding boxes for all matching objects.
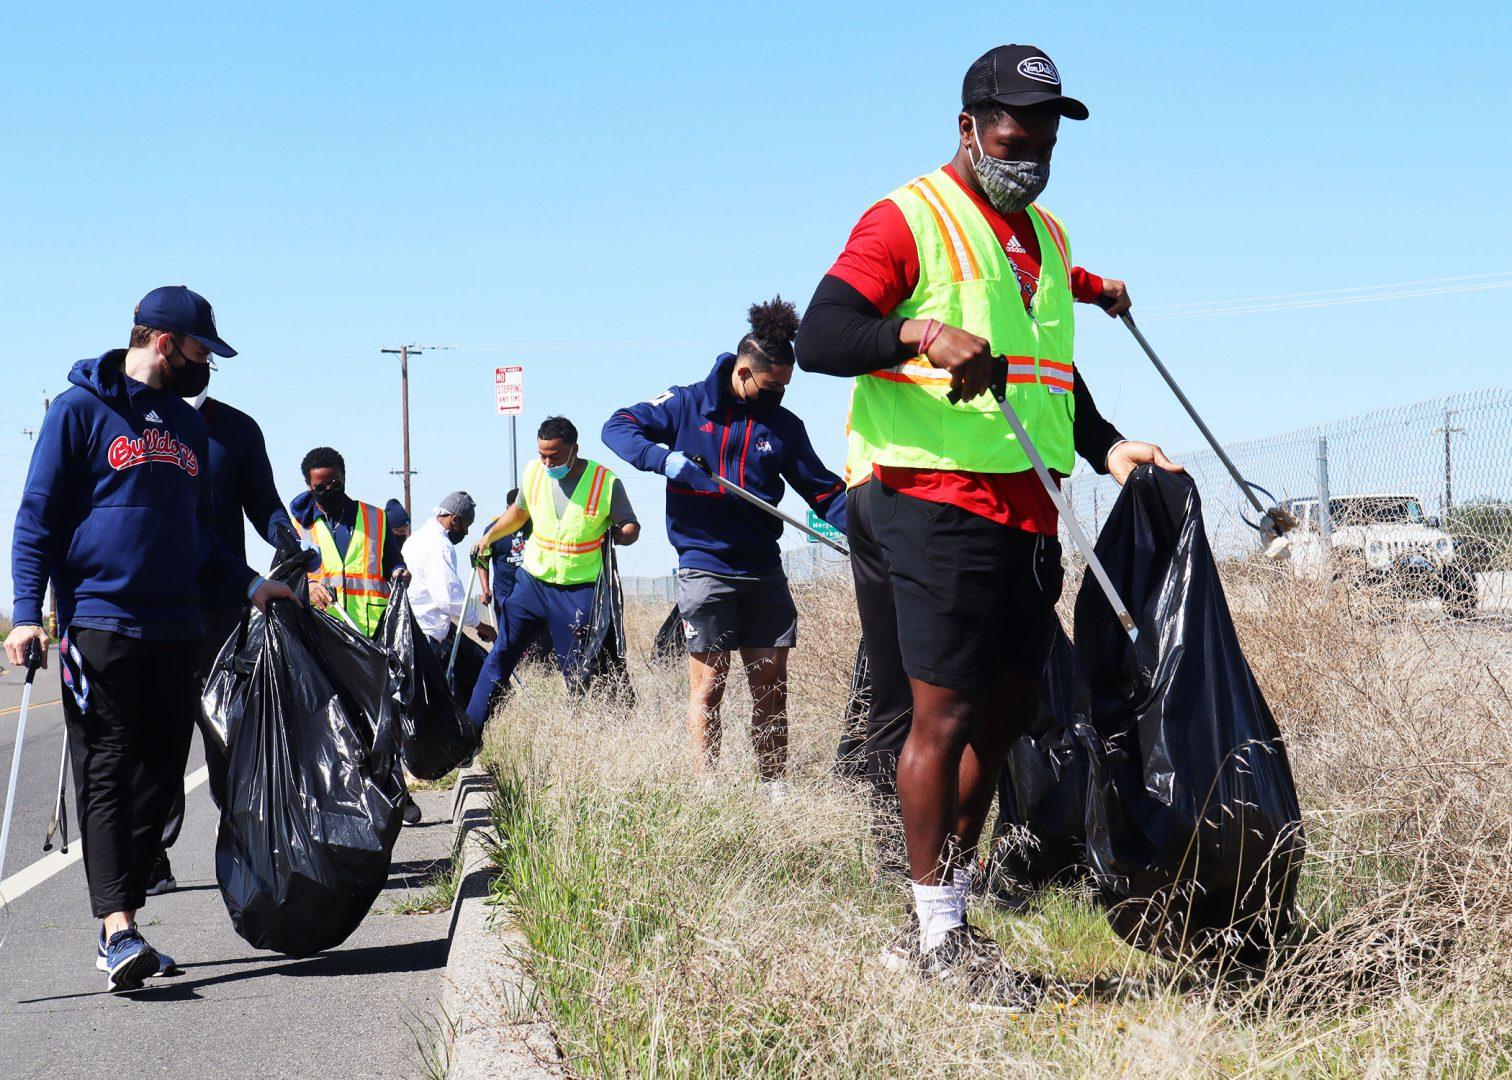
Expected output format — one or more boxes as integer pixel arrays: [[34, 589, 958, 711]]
[[0, 653, 455, 1080]]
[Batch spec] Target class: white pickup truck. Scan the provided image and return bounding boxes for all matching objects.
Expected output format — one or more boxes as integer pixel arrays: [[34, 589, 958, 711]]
[[1279, 492, 1477, 616]]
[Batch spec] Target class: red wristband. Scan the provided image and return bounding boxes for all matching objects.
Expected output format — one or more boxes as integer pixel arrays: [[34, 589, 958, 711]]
[[920, 319, 943, 357]]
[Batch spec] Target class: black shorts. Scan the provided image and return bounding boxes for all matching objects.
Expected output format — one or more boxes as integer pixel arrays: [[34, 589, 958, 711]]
[[871, 481, 1064, 692]]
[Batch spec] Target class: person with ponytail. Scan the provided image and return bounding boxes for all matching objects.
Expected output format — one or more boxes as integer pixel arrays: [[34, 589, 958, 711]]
[[603, 297, 846, 799]]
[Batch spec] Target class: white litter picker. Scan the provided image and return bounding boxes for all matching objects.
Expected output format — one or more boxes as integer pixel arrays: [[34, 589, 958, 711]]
[[1, 642, 45, 895], [949, 361, 1139, 643], [1102, 302, 1297, 556], [688, 454, 851, 557]]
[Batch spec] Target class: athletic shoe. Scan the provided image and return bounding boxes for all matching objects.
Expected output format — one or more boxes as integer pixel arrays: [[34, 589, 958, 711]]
[[888, 924, 1044, 1013], [101, 928, 160, 993], [881, 911, 921, 970], [401, 796, 423, 826], [144, 853, 177, 896], [760, 779, 791, 803], [97, 929, 180, 978]]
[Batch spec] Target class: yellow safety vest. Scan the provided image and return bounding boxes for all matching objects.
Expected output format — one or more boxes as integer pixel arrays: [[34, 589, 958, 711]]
[[846, 168, 1077, 478], [301, 500, 390, 636], [521, 459, 616, 586]]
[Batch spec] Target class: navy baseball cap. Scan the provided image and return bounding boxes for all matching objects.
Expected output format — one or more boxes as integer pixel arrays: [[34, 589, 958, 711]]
[[962, 45, 1089, 121], [133, 285, 237, 357]]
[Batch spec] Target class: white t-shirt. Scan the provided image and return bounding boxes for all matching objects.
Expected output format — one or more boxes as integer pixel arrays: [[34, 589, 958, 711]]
[[404, 516, 479, 643]]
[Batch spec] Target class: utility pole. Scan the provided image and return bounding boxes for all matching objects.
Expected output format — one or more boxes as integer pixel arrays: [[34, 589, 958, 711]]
[[1435, 407, 1464, 517], [381, 343, 456, 515]]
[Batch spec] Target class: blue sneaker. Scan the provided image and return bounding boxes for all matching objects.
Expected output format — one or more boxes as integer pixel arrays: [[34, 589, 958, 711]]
[[96, 925, 179, 974], [97, 928, 179, 979], [99, 928, 162, 992]]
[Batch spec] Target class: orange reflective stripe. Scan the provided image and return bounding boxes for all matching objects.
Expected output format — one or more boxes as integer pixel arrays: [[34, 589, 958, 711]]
[[584, 465, 608, 517], [905, 183, 965, 284], [916, 175, 983, 280], [533, 536, 602, 554], [1032, 204, 1070, 272], [870, 353, 1072, 392]]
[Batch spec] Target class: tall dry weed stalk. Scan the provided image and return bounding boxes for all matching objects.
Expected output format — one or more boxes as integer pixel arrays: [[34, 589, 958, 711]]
[[482, 564, 1512, 1076]]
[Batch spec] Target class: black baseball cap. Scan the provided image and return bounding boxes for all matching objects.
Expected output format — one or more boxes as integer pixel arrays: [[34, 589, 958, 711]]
[[133, 285, 237, 357], [962, 45, 1089, 121]]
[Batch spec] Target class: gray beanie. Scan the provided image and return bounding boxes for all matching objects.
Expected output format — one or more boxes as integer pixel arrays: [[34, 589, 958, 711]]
[[437, 491, 477, 524]]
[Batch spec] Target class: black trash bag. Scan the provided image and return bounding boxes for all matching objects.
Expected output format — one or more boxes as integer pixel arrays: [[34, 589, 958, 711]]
[[201, 547, 317, 754], [834, 641, 872, 778], [201, 608, 260, 755], [569, 539, 634, 701], [375, 580, 480, 781], [1073, 466, 1304, 964], [651, 604, 684, 661], [216, 599, 407, 958], [985, 627, 1090, 892], [446, 629, 488, 711]]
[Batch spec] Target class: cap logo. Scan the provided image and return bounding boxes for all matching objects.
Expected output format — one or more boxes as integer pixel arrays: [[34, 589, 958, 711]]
[[1017, 56, 1060, 86]]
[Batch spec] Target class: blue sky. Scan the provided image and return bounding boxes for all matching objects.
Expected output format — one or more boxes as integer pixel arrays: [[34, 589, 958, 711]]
[[2, 2, 1510, 609]]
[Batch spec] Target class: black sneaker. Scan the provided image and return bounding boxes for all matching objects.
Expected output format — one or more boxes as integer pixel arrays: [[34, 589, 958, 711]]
[[401, 796, 422, 826], [910, 925, 1044, 1013], [144, 853, 176, 896]]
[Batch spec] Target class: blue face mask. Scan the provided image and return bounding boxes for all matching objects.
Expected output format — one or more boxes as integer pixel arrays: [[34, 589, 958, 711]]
[[544, 455, 573, 481]]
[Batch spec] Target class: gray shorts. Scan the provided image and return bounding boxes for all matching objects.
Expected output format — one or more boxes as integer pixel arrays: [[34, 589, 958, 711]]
[[675, 567, 798, 652]]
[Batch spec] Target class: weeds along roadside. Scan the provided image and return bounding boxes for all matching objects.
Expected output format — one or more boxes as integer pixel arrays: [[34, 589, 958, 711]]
[[475, 566, 1512, 1076]]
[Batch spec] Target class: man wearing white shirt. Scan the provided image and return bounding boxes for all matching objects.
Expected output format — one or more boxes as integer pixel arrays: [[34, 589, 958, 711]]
[[406, 491, 497, 654]]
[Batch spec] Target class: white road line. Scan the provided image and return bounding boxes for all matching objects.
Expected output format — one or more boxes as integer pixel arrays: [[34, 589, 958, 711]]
[[0, 765, 210, 904]]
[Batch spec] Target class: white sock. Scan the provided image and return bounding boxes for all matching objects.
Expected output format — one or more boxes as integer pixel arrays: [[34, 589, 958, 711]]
[[951, 864, 975, 914], [912, 882, 963, 954]]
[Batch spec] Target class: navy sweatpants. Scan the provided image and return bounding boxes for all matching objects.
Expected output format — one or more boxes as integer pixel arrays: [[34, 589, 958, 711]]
[[466, 570, 596, 730]]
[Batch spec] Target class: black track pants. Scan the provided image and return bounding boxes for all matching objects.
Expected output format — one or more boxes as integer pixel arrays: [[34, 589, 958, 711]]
[[59, 627, 200, 917], [160, 606, 242, 850], [840, 481, 915, 873]]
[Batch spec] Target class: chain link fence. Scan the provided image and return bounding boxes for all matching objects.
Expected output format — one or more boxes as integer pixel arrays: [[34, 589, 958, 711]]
[[626, 387, 1512, 613], [1065, 386, 1512, 614]]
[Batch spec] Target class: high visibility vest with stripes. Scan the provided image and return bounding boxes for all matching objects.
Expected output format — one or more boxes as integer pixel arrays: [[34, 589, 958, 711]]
[[847, 168, 1077, 477], [303, 500, 391, 636], [521, 459, 615, 586]]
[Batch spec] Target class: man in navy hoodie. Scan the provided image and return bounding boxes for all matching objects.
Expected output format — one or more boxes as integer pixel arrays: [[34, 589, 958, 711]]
[[602, 298, 846, 798], [152, 388, 296, 895], [4, 286, 294, 993]]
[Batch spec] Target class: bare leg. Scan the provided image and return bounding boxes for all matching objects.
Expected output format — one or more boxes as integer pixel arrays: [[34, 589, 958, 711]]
[[953, 671, 1039, 864], [104, 910, 136, 936], [686, 651, 731, 774], [740, 646, 789, 781], [896, 668, 1038, 885]]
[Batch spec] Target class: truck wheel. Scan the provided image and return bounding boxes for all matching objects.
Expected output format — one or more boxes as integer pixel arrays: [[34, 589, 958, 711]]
[[1440, 566, 1478, 618]]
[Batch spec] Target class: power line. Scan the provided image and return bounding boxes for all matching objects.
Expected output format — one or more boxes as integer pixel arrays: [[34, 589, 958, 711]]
[[1142, 272, 1512, 322]]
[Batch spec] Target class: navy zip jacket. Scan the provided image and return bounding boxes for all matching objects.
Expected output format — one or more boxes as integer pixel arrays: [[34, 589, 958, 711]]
[[11, 352, 257, 639], [602, 353, 847, 575], [197, 397, 294, 612]]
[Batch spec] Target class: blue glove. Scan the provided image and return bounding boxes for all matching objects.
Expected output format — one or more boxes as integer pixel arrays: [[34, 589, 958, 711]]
[[662, 451, 706, 486]]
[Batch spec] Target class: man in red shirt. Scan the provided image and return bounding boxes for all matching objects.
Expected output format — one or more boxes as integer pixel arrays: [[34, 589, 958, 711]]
[[797, 44, 1180, 1008]]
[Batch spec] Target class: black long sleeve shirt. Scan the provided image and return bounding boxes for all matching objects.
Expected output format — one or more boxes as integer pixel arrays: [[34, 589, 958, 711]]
[[795, 275, 1125, 473]]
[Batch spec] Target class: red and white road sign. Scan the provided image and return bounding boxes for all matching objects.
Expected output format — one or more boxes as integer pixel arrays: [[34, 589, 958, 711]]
[[494, 366, 524, 416]]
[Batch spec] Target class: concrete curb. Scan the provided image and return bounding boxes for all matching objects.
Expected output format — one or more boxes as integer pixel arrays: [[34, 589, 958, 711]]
[[440, 766, 565, 1078]]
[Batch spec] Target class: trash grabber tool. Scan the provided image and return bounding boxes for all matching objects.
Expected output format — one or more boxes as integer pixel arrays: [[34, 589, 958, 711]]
[[688, 455, 851, 557], [327, 601, 364, 635], [1, 641, 45, 885], [1103, 302, 1297, 545], [41, 728, 69, 854], [448, 554, 481, 685], [949, 361, 1139, 642]]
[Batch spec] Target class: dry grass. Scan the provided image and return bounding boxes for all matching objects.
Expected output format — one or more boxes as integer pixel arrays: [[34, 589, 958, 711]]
[[478, 567, 1512, 1077]]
